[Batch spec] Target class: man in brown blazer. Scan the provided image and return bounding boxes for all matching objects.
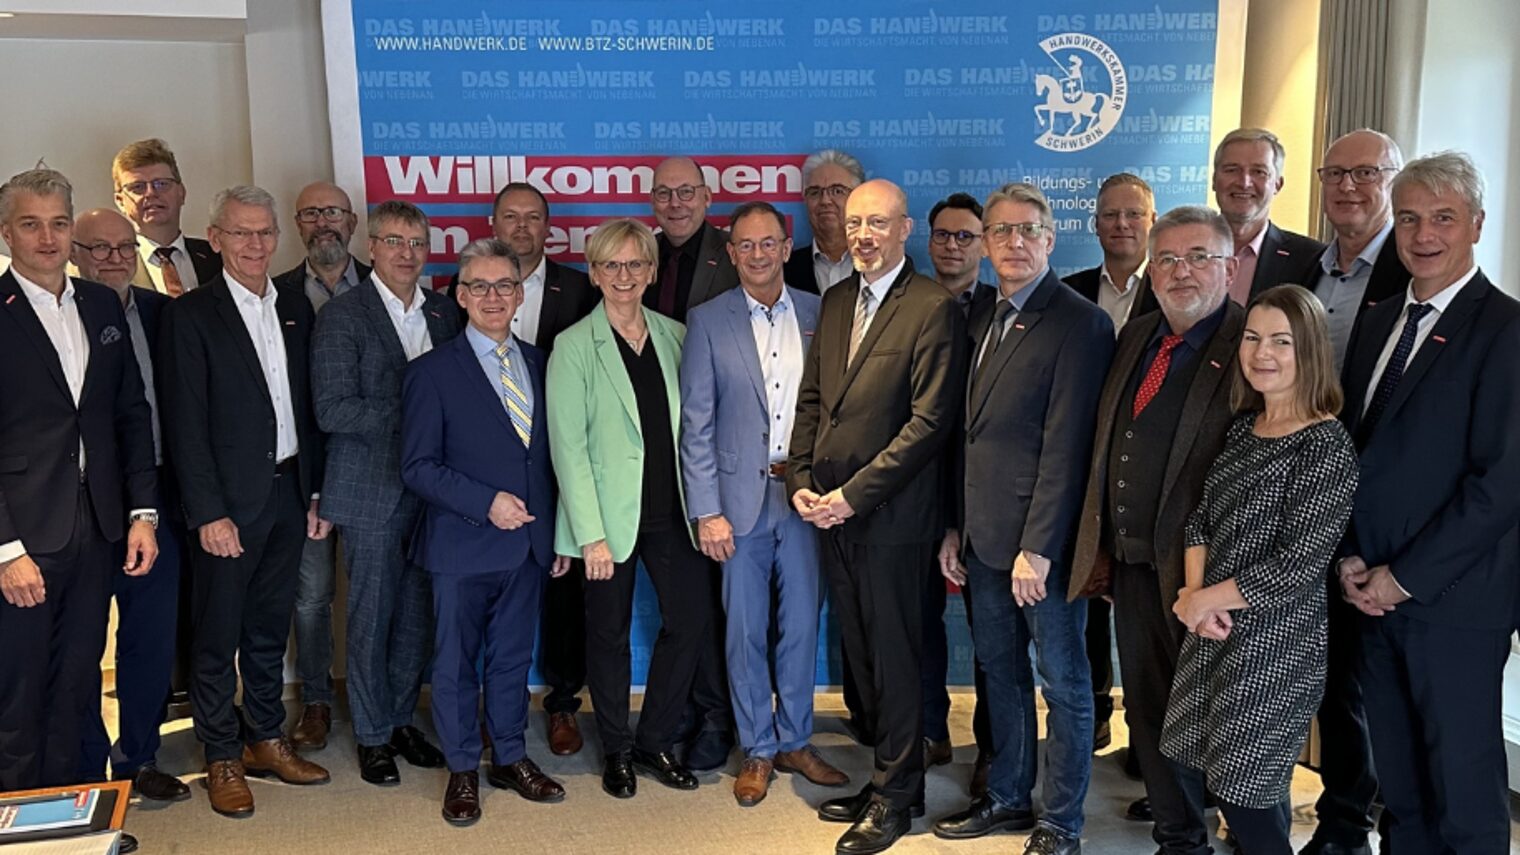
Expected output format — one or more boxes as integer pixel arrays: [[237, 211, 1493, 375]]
[[1066, 206, 1245, 855]]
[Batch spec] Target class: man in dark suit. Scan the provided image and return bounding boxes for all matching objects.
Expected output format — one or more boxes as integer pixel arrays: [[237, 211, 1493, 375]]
[[275, 180, 372, 752], [1296, 129, 1408, 855], [401, 237, 568, 825], [1337, 152, 1520, 855], [1064, 172, 1160, 334], [444, 181, 599, 755], [785, 149, 865, 296], [159, 185, 332, 817], [1212, 128, 1325, 305], [932, 184, 1113, 855], [69, 208, 191, 809], [311, 200, 459, 786], [788, 178, 968, 854], [1067, 206, 1246, 855], [645, 156, 739, 322], [0, 170, 159, 797], [112, 138, 221, 295]]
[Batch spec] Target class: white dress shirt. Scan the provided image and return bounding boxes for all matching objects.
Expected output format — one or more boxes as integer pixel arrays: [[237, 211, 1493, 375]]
[[511, 256, 547, 346], [813, 246, 856, 295], [1361, 266, 1478, 417], [1097, 258, 1147, 334], [372, 275, 433, 361], [226, 272, 299, 461], [745, 287, 805, 463], [137, 232, 202, 295], [854, 256, 905, 342]]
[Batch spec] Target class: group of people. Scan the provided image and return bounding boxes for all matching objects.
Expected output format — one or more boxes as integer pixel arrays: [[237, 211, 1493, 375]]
[[0, 125, 1514, 855]]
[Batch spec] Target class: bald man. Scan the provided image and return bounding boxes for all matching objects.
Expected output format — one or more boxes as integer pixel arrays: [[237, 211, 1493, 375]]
[[71, 210, 192, 805], [644, 156, 738, 323]]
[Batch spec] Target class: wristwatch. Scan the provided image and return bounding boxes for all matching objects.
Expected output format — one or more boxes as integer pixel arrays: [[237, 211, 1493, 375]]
[[130, 511, 160, 530]]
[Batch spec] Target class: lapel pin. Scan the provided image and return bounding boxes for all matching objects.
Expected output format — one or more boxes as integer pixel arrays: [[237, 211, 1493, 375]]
[[4, 294, 13, 305], [1014, 322, 1026, 330], [1275, 249, 1291, 256], [1432, 334, 1447, 343], [706, 259, 717, 266], [284, 320, 296, 327], [1209, 359, 1222, 369]]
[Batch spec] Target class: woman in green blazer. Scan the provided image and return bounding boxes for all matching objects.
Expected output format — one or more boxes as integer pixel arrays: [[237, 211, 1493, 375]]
[[546, 218, 713, 799]]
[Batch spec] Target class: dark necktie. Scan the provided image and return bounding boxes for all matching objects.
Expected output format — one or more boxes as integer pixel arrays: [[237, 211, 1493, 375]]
[[154, 246, 184, 297], [657, 250, 680, 318], [1359, 303, 1434, 442], [1133, 334, 1185, 418], [971, 299, 1015, 400]]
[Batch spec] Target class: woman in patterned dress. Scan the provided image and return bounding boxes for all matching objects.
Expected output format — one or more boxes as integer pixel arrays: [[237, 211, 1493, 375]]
[[1160, 285, 1359, 854]]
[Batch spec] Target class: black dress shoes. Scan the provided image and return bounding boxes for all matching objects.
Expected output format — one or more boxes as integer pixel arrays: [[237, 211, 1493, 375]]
[[684, 729, 734, 772], [836, 799, 911, 855], [631, 748, 698, 790], [129, 765, 191, 802], [118, 832, 139, 854], [1125, 796, 1152, 822], [1024, 826, 1081, 854], [390, 725, 446, 768], [1299, 839, 1373, 855], [442, 771, 481, 826], [820, 786, 924, 823], [933, 797, 1037, 839], [358, 744, 401, 786], [602, 750, 637, 799], [487, 757, 565, 802]]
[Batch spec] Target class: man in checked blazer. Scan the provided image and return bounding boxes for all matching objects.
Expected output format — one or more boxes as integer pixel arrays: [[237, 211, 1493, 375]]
[[311, 200, 459, 786]]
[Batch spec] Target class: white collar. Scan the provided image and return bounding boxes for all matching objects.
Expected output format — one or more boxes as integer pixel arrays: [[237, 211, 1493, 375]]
[[1403, 265, 1480, 314], [372, 273, 426, 314], [860, 256, 906, 302], [224, 270, 276, 306], [13, 268, 74, 306]]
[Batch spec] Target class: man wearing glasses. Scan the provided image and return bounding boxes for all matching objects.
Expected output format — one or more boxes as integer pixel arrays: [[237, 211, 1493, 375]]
[[310, 200, 458, 787], [785, 149, 866, 296], [645, 156, 739, 323], [112, 138, 221, 296], [275, 182, 369, 313], [1065, 173, 1160, 334], [1212, 127, 1324, 306]]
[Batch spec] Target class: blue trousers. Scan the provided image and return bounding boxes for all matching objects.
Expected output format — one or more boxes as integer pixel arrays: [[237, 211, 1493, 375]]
[[430, 561, 546, 773], [722, 480, 821, 757], [342, 519, 433, 746], [966, 547, 1093, 837]]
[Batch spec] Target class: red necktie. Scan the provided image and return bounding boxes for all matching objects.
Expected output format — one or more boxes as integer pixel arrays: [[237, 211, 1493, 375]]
[[1133, 334, 1184, 418], [154, 246, 184, 297]]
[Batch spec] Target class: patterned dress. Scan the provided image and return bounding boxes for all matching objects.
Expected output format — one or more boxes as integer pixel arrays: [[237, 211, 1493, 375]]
[[1160, 415, 1358, 808]]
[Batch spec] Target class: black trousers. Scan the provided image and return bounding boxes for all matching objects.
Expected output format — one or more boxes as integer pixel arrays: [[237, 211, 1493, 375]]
[[0, 485, 113, 790], [1114, 561, 1211, 855], [1219, 797, 1292, 855], [583, 526, 713, 755], [825, 532, 932, 808], [1087, 596, 1116, 724], [921, 569, 991, 749], [687, 556, 733, 734], [1310, 584, 1379, 846], [189, 467, 306, 762], [539, 563, 586, 714]]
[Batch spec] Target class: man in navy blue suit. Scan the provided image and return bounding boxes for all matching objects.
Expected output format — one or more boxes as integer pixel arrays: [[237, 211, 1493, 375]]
[[1338, 151, 1520, 855], [0, 170, 158, 793], [401, 237, 568, 826]]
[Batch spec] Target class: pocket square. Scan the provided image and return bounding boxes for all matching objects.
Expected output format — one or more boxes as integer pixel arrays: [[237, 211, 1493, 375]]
[[99, 325, 122, 345]]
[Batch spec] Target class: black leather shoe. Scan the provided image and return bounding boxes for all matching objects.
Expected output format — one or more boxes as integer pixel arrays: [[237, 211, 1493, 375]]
[[1024, 826, 1081, 854], [836, 799, 911, 854], [1299, 841, 1372, 855], [119, 832, 139, 853], [820, 786, 923, 823], [933, 797, 1037, 839], [358, 743, 401, 786], [631, 748, 698, 790], [442, 771, 480, 826], [390, 725, 446, 768], [1093, 719, 1112, 752], [602, 750, 637, 799], [1125, 796, 1152, 822], [684, 729, 733, 772], [129, 765, 191, 802]]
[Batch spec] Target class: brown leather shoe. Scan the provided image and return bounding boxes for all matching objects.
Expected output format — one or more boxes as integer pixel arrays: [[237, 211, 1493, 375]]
[[548, 711, 583, 756], [734, 756, 774, 807], [442, 771, 481, 827], [204, 759, 254, 818], [289, 703, 331, 750], [487, 757, 565, 802], [970, 751, 990, 800], [924, 737, 953, 768], [243, 736, 331, 785], [774, 744, 850, 787]]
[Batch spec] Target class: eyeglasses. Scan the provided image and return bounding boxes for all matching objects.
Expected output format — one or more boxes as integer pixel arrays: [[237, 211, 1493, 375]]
[[461, 278, 521, 297], [1154, 252, 1230, 272], [295, 206, 353, 223], [984, 222, 1048, 244], [72, 241, 137, 261], [843, 215, 904, 236], [1097, 209, 1151, 224], [930, 229, 981, 247], [804, 184, 854, 201], [593, 259, 650, 277], [117, 177, 180, 198], [652, 184, 702, 204], [732, 237, 786, 254], [374, 235, 427, 250], [211, 226, 278, 243], [1315, 165, 1399, 185]]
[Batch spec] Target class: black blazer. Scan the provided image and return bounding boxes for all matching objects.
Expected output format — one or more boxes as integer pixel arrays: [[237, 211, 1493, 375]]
[[1063, 264, 1160, 325], [130, 236, 222, 292], [0, 272, 156, 553], [132, 286, 171, 346], [1247, 222, 1326, 301], [955, 271, 1114, 569], [1290, 230, 1410, 324], [783, 243, 823, 295], [445, 258, 599, 350], [1068, 300, 1247, 612], [1339, 271, 1520, 630], [786, 258, 968, 545], [159, 274, 323, 530], [272, 256, 374, 299]]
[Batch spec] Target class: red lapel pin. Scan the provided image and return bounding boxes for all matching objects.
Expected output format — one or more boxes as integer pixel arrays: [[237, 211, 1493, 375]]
[[1209, 359, 1222, 368], [284, 320, 295, 326], [1013, 322, 1026, 330], [1275, 249, 1291, 256], [706, 259, 717, 266], [1432, 334, 1447, 343], [4, 294, 13, 305]]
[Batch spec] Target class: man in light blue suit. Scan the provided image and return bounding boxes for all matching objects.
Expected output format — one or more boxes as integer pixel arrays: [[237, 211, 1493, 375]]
[[679, 202, 849, 807]]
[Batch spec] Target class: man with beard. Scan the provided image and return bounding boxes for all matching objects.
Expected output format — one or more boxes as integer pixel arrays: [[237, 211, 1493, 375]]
[[273, 181, 371, 751], [112, 139, 221, 296], [785, 150, 866, 296], [1211, 128, 1324, 306]]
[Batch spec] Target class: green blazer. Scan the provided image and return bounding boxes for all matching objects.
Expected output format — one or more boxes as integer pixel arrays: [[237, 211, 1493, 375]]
[[546, 302, 691, 561]]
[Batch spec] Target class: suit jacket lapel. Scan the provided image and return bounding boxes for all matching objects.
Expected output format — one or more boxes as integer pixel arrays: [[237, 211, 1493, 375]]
[[1, 272, 72, 401], [212, 279, 273, 405], [1341, 299, 1401, 435], [357, 277, 408, 370], [536, 260, 563, 345], [523, 342, 548, 452], [75, 287, 110, 406], [649, 315, 684, 443], [590, 305, 641, 431], [834, 282, 900, 405], [1382, 274, 1487, 421], [450, 330, 517, 438], [422, 293, 456, 344], [725, 290, 769, 415], [1157, 304, 1242, 513], [1250, 223, 1284, 298], [967, 273, 1056, 427], [688, 225, 722, 308]]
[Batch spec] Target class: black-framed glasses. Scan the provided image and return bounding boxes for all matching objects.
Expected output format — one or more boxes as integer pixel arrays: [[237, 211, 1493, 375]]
[[1315, 165, 1399, 185], [652, 184, 701, 204], [594, 259, 650, 277], [374, 235, 427, 250], [461, 278, 522, 297], [984, 222, 1047, 244], [117, 177, 180, 197], [295, 206, 353, 223], [72, 241, 138, 261], [804, 184, 854, 201], [1154, 252, 1229, 272], [732, 237, 787, 255], [930, 229, 981, 247]]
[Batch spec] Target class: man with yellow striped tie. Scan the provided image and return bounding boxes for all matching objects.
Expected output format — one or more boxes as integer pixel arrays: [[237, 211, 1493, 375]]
[[401, 237, 570, 825]]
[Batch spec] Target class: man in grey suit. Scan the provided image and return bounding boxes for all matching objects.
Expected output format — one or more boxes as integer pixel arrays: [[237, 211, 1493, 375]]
[[310, 200, 460, 786], [645, 156, 739, 322]]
